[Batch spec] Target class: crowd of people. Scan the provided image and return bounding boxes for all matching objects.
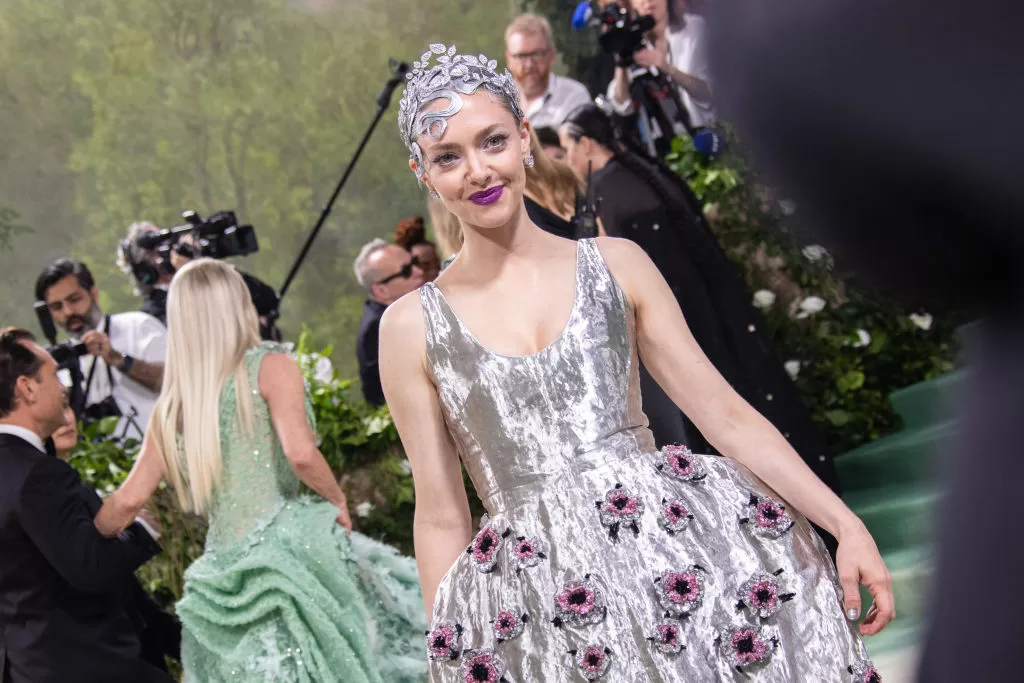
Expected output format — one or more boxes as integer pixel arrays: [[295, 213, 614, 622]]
[[0, 3, 914, 682]]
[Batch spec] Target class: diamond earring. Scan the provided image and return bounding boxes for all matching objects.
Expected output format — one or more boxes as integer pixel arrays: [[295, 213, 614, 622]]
[[524, 154, 535, 168], [428, 189, 440, 199]]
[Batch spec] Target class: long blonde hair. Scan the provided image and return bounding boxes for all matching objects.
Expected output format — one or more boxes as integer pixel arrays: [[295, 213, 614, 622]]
[[524, 126, 582, 220], [426, 128, 583, 253], [153, 258, 261, 514], [427, 194, 464, 258]]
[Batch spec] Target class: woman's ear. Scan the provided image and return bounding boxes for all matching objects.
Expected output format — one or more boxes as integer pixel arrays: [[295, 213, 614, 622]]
[[520, 120, 532, 156]]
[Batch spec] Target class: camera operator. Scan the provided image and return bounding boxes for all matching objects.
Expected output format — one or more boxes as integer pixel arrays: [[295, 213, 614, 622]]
[[116, 221, 175, 324], [168, 231, 282, 341], [605, 0, 714, 156], [35, 259, 166, 441]]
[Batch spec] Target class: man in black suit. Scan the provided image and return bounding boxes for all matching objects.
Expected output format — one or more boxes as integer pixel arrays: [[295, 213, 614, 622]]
[[0, 327, 174, 683], [352, 239, 424, 405]]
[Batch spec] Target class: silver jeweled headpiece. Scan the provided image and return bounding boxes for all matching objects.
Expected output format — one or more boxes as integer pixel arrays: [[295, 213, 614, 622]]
[[397, 44, 524, 179]]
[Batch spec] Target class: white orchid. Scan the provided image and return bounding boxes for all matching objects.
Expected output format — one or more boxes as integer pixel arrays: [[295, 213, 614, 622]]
[[355, 501, 375, 518], [853, 329, 871, 348], [909, 313, 933, 331], [801, 244, 830, 263], [795, 296, 827, 319], [784, 360, 801, 379], [752, 289, 777, 309]]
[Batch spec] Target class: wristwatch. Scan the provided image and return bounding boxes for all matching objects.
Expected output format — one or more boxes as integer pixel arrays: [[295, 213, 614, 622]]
[[117, 354, 135, 374]]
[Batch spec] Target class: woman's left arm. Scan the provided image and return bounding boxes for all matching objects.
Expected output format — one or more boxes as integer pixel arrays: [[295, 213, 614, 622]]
[[94, 430, 167, 537], [598, 237, 894, 635]]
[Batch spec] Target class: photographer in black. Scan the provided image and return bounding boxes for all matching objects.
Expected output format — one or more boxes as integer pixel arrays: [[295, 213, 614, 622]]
[[116, 221, 176, 324], [122, 212, 282, 341], [35, 259, 166, 442]]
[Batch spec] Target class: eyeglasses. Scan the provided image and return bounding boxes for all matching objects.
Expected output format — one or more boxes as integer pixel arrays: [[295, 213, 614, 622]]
[[376, 256, 420, 285], [508, 49, 551, 63]]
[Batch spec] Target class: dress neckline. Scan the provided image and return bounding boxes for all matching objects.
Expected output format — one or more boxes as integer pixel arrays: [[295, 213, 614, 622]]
[[426, 239, 584, 360]]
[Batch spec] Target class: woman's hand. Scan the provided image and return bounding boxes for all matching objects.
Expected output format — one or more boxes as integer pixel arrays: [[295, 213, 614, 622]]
[[633, 44, 669, 71], [333, 495, 353, 533], [835, 520, 895, 635]]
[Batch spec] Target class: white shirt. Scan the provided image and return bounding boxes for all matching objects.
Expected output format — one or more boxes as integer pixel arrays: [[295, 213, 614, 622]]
[[607, 14, 715, 129], [0, 423, 45, 452], [522, 73, 594, 130], [80, 312, 167, 441]]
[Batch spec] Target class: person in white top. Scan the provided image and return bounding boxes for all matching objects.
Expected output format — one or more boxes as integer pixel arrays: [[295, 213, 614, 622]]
[[608, 0, 715, 132], [505, 13, 594, 130], [35, 259, 166, 441]]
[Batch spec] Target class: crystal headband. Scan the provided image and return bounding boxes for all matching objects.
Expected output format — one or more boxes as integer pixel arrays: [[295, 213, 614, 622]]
[[397, 44, 524, 179]]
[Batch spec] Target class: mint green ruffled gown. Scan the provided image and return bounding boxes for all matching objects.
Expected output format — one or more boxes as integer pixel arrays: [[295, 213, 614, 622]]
[[177, 343, 427, 683]]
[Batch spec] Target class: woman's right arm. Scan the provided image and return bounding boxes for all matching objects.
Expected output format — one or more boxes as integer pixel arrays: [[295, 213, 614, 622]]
[[380, 292, 473, 616], [610, 67, 634, 113], [262, 352, 352, 531]]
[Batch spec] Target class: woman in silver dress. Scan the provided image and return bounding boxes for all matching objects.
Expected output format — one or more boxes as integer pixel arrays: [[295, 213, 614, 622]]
[[380, 44, 891, 682]]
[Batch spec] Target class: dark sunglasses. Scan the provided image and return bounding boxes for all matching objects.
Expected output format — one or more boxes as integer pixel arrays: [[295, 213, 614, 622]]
[[376, 256, 420, 285]]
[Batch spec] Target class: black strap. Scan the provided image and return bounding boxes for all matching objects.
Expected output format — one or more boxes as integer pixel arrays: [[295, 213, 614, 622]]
[[82, 315, 117, 403]]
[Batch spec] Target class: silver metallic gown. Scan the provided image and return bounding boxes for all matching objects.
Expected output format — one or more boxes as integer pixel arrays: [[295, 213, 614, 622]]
[[418, 239, 877, 682]]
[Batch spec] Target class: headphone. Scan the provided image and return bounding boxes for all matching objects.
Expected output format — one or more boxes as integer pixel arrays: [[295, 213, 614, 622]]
[[121, 236, 172, 287]]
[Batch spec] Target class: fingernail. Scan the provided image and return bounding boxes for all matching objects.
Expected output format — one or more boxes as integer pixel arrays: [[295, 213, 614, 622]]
[[847, 608, 859, 620]]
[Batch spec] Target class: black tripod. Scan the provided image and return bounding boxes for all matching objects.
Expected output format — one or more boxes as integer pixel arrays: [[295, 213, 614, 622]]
[[272, 58, 410, 326]]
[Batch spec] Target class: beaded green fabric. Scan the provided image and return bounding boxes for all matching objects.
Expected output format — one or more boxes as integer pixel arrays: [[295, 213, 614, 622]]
[[177, 343, 427, 683]]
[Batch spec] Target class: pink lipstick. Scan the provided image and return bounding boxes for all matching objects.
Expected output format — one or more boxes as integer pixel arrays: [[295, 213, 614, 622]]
[[469, 185, 504, 205]]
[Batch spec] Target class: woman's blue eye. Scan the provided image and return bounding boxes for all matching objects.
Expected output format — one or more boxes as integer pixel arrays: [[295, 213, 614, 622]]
[[485, 134, 508, 149]]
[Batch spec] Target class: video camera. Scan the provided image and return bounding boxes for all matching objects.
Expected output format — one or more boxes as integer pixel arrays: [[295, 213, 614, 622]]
[[33, 301, 88, 419], [573, 1, 655, 66], [137, 209, 259, 262]]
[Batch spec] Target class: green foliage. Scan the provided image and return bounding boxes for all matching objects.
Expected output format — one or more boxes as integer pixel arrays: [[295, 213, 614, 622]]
[[68, 417, 140, 493], [665, 133, 956, 452]]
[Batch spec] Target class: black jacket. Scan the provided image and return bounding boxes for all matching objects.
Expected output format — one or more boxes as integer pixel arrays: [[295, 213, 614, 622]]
[[0, 433, 172, 683], [357, 300, 388, 406]]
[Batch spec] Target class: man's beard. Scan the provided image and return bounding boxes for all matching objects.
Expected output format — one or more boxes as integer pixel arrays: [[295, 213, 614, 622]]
[[65, 302, 104, 341], [517, 72, 548, 98]]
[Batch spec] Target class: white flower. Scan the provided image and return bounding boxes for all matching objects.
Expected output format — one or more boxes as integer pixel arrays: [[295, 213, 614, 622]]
[[313, 356, 334, 384], [802, 244, 830, 262], [752, 289, 777, 309], [784, 360, 801, 379], [909, 313, 933, 331], [399, 459, 413, 476], [363, 414, 392, 436], [779, 199, 797, 216], [853, 329, 871, 348], [795, 296, 827, 319], [355, 501, 375, 518]]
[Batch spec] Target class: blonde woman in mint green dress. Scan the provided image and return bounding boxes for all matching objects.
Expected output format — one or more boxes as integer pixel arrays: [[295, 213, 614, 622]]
[[92, 258, 427, 683]]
